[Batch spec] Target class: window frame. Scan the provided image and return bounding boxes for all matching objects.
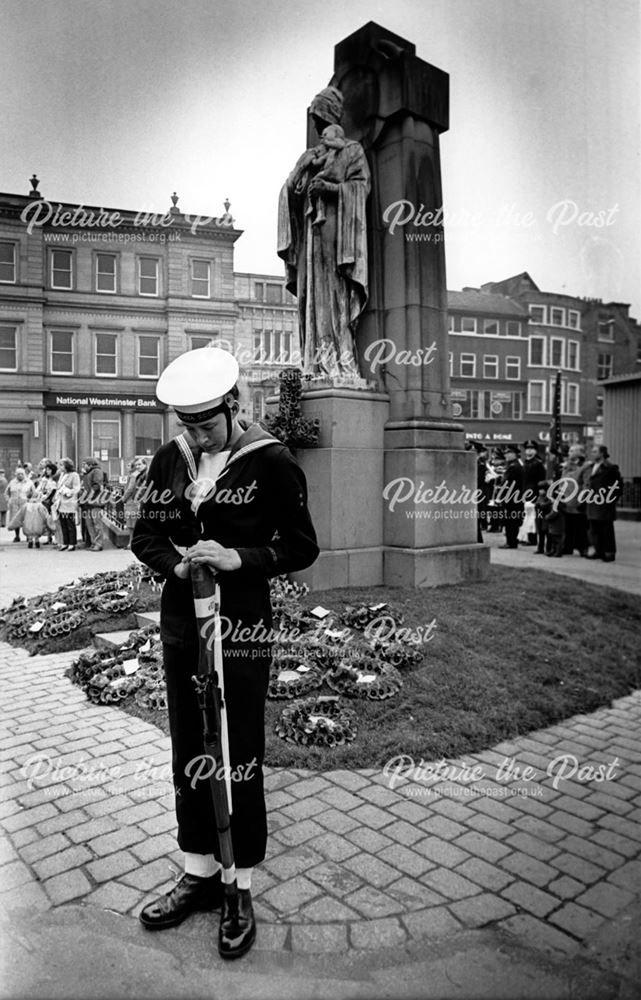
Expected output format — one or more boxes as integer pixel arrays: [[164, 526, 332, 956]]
[[550, 306, 565, 327], [459, 353, 476, 378], [461, 316, 477, 334], [527, 380, 546, 413], [568, 309, 580, 330], [598, 319, 615, 342], [505, 356, 521, 380], [567, 340, 579, 371], [0, 324, 18, 372], [549, 337, 565, 369], [528, 336, 546, 367], [597, 352, 613, 381], [95, 253, 117, 294], [94, 332, 118, 377], [190, 259, 211, 299], [505, 320, 522, 337], [483, 319, 499, 337], [528, 304, 546, 324], [566, 382, 579, 416], [50, 249, 73, 290], [138, 256, 159, 297], [482, 354, 499, 379], [0, 241, 17, 284], [137, 335, 160, 379], [50, 330, 74, 375]]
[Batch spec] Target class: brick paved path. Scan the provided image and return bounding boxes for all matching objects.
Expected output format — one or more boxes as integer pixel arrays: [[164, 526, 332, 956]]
[[1, 642, 640, 966]]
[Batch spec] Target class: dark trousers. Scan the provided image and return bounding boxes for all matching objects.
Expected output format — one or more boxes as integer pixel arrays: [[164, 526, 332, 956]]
[[547, 532, 565, 556], [588, 520, 616, 557], [504, 506, 524, 548], [59, 512, 77, 547], [564, 512, 589, 554], [163, 641, 270, 867]]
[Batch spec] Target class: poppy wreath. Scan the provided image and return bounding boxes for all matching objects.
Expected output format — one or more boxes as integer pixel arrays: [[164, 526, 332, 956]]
[[326, 657, 403, 700], [268, 653, 324, 699], [275, 696, 357, 747]]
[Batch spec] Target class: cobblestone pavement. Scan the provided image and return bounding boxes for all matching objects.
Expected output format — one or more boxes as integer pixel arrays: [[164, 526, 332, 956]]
[[1, 641, 639, 996], [1, 526, 640, 997]]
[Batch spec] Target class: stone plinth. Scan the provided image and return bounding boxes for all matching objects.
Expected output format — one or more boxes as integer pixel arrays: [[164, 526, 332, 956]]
[[290, 388, 389, 590]]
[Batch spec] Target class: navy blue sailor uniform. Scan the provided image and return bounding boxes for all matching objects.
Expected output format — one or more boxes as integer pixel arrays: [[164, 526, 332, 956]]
[[132, 422, 318, 867]]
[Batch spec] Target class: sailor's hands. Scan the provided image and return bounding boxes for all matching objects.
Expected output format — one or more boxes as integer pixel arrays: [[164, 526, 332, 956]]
[[185, 540, 242, 572], [173, 559, 190, 580]]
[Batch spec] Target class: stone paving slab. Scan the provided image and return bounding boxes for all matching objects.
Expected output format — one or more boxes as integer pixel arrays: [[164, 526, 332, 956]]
[[1, 638, 640, 992]]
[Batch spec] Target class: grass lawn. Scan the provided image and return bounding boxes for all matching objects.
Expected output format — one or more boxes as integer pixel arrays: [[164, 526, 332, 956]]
[[119, 567, 641, 769]]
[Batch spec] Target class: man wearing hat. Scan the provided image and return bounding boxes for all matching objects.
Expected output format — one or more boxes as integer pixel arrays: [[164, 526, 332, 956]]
[[132, 348, 318, 958], [498, 444, 525, 549], [521, 441, 546, 545]]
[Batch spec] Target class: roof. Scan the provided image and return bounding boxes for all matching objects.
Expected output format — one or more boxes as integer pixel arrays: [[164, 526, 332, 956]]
[[480, 272, 541, 297], [447, 289, 527, 316], [601, 372, 641, 386]]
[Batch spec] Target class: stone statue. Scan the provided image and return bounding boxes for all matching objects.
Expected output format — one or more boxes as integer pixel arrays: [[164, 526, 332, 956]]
[[278, 86, 370, 378]]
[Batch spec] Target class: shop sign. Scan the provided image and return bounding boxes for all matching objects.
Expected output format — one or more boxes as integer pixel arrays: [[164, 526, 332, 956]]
[[43, 391, 164, 411]]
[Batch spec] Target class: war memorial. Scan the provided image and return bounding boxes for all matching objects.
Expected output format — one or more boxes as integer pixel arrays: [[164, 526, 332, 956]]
[[275, 22, 489, 591]]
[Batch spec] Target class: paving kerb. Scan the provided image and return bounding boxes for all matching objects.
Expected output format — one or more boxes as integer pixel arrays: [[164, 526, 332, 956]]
[[0, 527, 640, 996]]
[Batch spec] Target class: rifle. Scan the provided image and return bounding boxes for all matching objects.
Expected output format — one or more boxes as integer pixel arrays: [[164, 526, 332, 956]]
[[190, 563, 240, 925]]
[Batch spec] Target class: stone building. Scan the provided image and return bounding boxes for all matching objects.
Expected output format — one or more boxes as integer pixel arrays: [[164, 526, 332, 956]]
[[0, 180, 295, 475]]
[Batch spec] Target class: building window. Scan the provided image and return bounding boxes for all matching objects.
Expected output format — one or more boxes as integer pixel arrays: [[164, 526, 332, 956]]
[[138, 336, 160, 378], [0, 242, 16, 283], [448, 351, 453, 376], [528, 381, 546, 413], [550, 307, 565, 326], [91, 411, 121, 472], [0, 325, 17, 371], [138, 257, 159, 296], [50, 330, 74, 374], [529, 305, 546, 324], [529, 336, 545, 366], [253, 329, 294, 364], [96, 254, 117, 293], [550, 338, 564, 368], [448, 315, 455, 332], [505, 356, 521, 380], [135, 413, 163, 456], [455, 389, 481, 419], [505, 321, 521, 337], [254, 282, 264, 301], [191, 260, 210, 298], [190, 335, 220, 350], [95, 333, 118, 376], [484, 319, 499, 336], [461, 317, 477, 333], [596, 394, 604, 423], [486, 390, 522, 420], [598, 319, 615, 342], [483, 355, 498, 378], [637, 343, 641, 365], [460, 353, 476, 377], [597, 353, 613, 380], [566, 383, 579, 415], [567, 340, 579, 370], [265, 283, 282, 305], [568, 310, 580, 330], [51, 250, 73, 289]]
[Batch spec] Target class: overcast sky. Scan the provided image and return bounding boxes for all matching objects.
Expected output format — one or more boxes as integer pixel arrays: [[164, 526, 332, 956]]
[[2, 0, 639, 316]]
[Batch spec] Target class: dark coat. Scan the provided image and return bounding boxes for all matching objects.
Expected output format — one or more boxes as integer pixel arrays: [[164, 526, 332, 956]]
[[132, 423, 319, 647], [522, 457, 546, 503], [585, 460, 623, 522], [501, 459, 525, 511]]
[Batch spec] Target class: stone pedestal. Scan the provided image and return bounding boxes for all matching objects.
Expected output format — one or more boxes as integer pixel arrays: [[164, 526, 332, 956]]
[[290, 388, 389, 591]]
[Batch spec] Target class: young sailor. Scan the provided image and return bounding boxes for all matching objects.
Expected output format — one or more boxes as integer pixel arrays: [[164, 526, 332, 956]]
[[132, 347, 318, 959]]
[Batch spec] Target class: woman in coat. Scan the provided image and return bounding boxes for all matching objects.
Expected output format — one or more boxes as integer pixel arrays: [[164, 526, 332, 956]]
[[54, 458, 81, 551], [5, 467, 34, 542], [585, 445, 623, 562]]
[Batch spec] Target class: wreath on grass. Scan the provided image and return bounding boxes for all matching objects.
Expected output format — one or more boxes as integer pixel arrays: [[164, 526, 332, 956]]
[[275, 696, 357, 747]]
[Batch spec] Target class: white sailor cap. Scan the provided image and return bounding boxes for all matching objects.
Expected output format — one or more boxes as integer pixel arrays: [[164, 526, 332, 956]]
[[156, 348, 240, 423]]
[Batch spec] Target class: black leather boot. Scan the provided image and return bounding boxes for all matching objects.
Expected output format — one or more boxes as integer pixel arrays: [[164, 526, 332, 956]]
[[139, 872, 223, 929], [218, 888, 256, 959]]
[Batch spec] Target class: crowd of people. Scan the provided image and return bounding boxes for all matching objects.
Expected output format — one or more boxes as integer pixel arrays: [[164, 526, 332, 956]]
[[471, 440, 624, 562], [0, 456, 149, 551]]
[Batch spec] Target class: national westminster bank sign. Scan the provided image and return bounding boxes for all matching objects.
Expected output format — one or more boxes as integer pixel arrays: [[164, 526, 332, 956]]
[[43, 391, 165, 412]]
